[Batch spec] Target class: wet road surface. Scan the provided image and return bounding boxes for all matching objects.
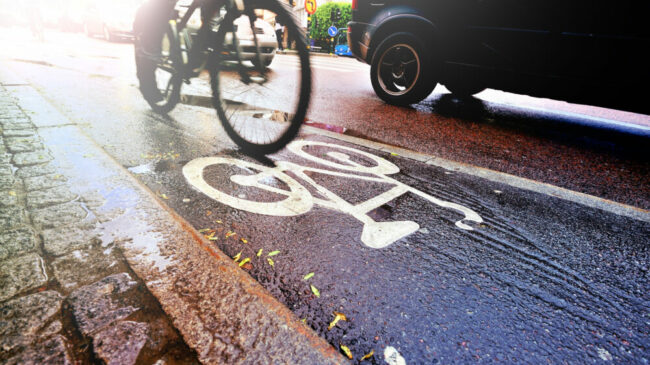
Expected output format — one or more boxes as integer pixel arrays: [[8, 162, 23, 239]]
[[1, 30, 648, 363]]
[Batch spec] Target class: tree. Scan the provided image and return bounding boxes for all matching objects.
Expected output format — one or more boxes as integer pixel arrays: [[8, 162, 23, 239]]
[[310, 2, 351, 42]]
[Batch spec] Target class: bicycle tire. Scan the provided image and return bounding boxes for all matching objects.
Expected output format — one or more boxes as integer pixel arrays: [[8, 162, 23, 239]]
[[209, 0, 311, 155], [134, 10, 183, 115]]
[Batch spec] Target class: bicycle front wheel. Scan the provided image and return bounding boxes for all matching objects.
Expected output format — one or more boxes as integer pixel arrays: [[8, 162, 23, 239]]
[[209, 0, 311, 155]]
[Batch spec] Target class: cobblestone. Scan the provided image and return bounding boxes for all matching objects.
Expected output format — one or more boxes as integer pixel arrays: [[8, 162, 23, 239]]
[[0, 253, 48, 302], [0, 190, 18, 207], [0, 291, 63, 353], [51, 247, 126, 293], [5, 136, 44, 153], [30, 202, 88, 229], [0, 118, 34, 130], [0, 206, 26, 230], [16, 163, 57, 178], [2, 129, 36, 138], [66, 273, 140, 336], [3, 336, 71, 365], [26, 185, 78, 209], [42, 223, 100, 257], [0, 163, 11, 175], [93, 321, 150, 365], [11, 150, 53, 166], [0, 227, 37, 261], [0, 173, 15, 186], [24, 172, 67, 191]]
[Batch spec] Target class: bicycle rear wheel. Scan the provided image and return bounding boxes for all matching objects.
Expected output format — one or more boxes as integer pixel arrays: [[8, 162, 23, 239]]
[[134, 6, 183, 115], [209, 0, 311, 155]]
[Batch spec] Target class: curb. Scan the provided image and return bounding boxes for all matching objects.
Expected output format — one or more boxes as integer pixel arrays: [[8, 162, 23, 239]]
[[0, 69, 347, 364]]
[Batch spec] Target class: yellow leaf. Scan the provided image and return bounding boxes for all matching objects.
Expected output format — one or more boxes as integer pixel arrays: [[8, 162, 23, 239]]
[[208, 236, 219, 241], [225, 231, 236, 238], [198, 228, 210, 233], [233, 252, 242, 262], [216, 220, 223, 224], [238, 257, 250, 267], [390, 152, 399, 156], [161, 193, 169, 200], [310, 284, 320, 298], [257, 249, 263, 257], [240, 238, 248, 244], [340, 344, 353, 359], [360, 349, 374, 361], [300, 318, 306, 323], [267, 250, 280, 256], [303, 272, 314, 280], [206, 210, 212, 216], [267, 258, 274, 267], [328, 312, 348, 330], [8, 191, 16, 196]]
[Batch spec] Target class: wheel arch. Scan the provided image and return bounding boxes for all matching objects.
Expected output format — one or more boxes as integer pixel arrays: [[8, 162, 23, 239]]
[[368, 14, 438, 66]]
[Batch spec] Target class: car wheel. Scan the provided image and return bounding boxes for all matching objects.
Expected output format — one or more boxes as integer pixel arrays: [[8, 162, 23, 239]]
[[103, 26, 114, 42], [370, 32, 437, 106]]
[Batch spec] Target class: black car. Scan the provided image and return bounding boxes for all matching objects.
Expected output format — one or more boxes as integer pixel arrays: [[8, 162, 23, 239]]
[[348, 0, 650, 113]]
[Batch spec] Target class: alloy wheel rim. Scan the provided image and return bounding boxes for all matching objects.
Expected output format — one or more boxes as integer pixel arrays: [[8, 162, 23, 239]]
[[377, 43, 420, 97]]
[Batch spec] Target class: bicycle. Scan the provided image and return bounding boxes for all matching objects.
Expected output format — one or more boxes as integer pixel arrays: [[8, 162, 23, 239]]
[[134, 0, 311, 155], [183, 140, 483, 248]]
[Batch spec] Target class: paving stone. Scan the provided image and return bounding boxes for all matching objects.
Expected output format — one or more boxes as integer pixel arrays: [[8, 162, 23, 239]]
[[0, 163, 11, 176], [0, 190, 18, 207], [0, 173, 16, 186], [0, 109, 27, 119], [24, 173, 67, 192], [3, 335, 71, 365], [5, 136, 44, 153], [26, 186, 78, 209], [0, 227, 37, 261], [2, 129, 35, 138], [51, 247, 125, 292], [94, 321, 150, 365], [0, 206, 26, 230], [42, 224, 100, 257], [11, 151, 53, 167], [0, 291, 63, 352], [65, 273, 140, 336], [0, 253, 47, 302], [16, 163, 57, 178], [0, 119, 34, 130], [30, 203, 87, 229]]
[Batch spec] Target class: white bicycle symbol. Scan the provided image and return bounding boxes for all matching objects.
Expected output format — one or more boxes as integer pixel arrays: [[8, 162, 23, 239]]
[[183, 141, 483, 249]]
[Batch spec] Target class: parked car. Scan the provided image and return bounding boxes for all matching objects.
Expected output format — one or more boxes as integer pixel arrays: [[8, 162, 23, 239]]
[[83, 0, 142, 41], [334, 31, 353, 57], [348, 0, 650, 113], [175, 1, 278, 67]]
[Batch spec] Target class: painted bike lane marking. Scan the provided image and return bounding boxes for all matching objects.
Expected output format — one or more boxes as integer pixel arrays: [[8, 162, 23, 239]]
[[183, 140, 482, 249]]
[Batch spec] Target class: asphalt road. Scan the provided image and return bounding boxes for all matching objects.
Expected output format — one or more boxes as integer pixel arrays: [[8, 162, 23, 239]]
[[1, 29, 648, 363]]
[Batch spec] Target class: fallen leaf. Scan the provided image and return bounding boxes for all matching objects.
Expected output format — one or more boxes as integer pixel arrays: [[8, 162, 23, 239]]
[[390, 152, 399, 156], [303, 272, 314, 280], [8, 191, 16, 196], [340, 344, 353, 359], [233, 252, 242, 262], [240, 238, 248, 244], [360, 349, 374, 361], [225, 231, 236, 238], [161, 194, 169, 200], [238, 257, 250, 267], [208, 236, 219, 241], [267, 250, 280, 256], [267, 258, 274, 267], [300, 318, 306, 323], [198, 228, 210, 233], [206, 210, 212, 216], [216, 220, 223, 224], [328, 311, 347, 330], [256, 249, 263, 257], [310, 284, 320, 298], [182, 198, 190, 203]]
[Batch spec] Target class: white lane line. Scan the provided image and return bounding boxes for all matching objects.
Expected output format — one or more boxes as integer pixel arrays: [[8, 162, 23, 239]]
[[302, 125, 650, 223]]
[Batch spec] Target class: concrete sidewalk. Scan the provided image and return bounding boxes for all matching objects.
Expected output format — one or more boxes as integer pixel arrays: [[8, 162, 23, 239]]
[[0, 78, 345, 364]]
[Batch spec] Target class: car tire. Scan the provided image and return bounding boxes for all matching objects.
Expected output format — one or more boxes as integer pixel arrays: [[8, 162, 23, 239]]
[[370, 32, 437, 106]]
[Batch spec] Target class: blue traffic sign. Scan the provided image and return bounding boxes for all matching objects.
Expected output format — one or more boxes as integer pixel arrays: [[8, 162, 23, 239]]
[[328, 26, 338, 37]]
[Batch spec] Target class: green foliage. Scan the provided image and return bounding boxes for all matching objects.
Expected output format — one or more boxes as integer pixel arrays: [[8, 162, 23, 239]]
[[308, 2, 351, 41]]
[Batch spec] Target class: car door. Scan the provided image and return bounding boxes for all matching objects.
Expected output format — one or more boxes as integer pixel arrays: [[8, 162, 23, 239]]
[[555, 0, 650, 86]]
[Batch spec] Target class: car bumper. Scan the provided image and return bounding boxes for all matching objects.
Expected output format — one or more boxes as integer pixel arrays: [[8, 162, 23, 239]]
[[348, 21, 371, 63], [224, 37, 277, 63]]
